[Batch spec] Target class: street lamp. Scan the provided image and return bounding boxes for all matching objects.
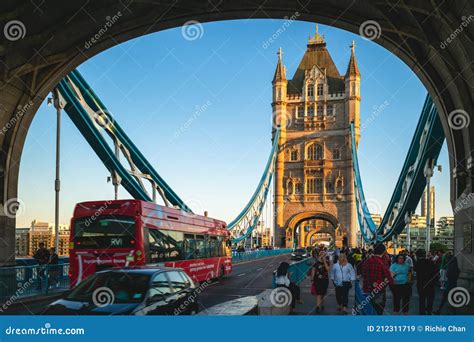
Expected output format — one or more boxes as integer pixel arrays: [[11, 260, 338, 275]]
[[423, 160, 442, 253]]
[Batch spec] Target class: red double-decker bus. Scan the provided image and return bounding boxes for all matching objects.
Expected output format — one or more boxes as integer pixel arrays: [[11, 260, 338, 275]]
[[69, 200, 232, 287]]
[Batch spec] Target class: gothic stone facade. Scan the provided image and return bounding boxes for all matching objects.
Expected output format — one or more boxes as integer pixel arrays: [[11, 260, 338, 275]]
[[272, 28, 361, 248]]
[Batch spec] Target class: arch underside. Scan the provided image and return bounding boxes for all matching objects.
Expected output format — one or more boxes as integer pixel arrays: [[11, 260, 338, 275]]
[[0, 1, 472, 293]]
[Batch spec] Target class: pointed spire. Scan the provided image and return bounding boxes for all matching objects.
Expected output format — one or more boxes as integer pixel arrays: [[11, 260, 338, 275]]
[[273, 47, 286, 82], [346, 40, 360, 77], [308, 24, 325, 45]]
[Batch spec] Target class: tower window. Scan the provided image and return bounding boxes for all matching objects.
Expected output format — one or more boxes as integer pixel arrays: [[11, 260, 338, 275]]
[[307, 84, 314, 97], [333, 148, 341, 160], [317, 84, 324, 96], [306, 178, 316, 194], [327, 104, 335, 116], [307, 143, 323, 160], [307, 106, 314, 117], [317, 104, 324, 116], [298, 106, 304, 118], [290, 149, 298, 161]]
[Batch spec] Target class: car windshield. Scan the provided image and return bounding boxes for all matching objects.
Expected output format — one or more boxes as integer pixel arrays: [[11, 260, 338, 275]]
[[67, 272, 150, 304], [294, 249, 306, 253]]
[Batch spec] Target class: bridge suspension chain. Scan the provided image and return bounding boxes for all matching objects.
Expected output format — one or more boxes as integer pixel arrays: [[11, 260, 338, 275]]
[[351, 95, 445, 244], [228, 130, 280, 244]]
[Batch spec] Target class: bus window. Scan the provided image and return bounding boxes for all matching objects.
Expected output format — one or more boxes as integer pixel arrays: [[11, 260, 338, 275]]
[[145, 228, 183, 263]]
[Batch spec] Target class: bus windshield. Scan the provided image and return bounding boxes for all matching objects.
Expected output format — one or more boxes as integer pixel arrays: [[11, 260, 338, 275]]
[[74, 215, 136, 249]]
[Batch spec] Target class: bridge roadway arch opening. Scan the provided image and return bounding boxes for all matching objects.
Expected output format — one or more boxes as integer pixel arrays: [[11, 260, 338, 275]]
[[0, 1, 472, 289]]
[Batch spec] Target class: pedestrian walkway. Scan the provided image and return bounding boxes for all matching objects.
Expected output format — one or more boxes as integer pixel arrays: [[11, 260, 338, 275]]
[[292, 275, 450, 315]]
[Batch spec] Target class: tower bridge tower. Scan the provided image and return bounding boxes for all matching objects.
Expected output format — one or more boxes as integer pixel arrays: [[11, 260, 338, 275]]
[[272, 26, 360, 248]]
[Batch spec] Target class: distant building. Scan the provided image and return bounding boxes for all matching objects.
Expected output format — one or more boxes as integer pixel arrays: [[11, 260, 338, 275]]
[[26, 220, 70, 256], [15, 227, 30, 257], [433, 216, 454, 251], [421, 186, 435, 225], [370, 213, 382, 227]]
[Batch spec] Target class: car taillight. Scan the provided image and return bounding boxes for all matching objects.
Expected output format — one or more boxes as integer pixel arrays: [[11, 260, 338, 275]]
[[130, 240, 135, 244]]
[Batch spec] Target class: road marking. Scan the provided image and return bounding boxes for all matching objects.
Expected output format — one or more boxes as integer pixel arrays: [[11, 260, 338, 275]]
[[237, 273, 246, 277], [256, 267, 263, 271]]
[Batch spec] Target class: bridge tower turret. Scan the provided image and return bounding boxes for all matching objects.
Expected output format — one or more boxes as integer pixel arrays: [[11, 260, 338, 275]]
[[272, 47, 288, 247]]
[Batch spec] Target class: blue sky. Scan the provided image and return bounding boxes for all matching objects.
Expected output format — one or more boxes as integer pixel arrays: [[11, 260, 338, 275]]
[[17, 19, 452, 228]]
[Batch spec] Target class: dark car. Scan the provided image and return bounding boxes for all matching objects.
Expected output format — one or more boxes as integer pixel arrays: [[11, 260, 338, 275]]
[[291, 248, 309, 261], [42, 267, 199, 315]]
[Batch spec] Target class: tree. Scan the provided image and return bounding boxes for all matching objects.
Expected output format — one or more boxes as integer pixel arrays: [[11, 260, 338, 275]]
[[430, 242, 448, 253]]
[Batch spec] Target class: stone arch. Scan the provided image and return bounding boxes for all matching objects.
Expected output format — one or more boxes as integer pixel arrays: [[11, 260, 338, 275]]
[[286, 211, 341, 248]]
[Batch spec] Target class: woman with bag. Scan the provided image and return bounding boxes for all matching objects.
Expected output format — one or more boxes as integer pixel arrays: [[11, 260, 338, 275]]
[[310, 250, 331, 313], [330, 253, 356, 314]]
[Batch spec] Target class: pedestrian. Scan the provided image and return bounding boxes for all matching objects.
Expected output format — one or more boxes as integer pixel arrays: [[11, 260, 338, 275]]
[[434, 253, 460, 314], [330, 253, 356, 314], [48, 247, 60, 288], [33, 242, 50, 290], [439, 252, 448, 290], [274, 262, 302, 310], [414, 249, 438, 315], [361, 243, 393, 315], [310, 250, 331, 313], [390, 254, 411, 315]]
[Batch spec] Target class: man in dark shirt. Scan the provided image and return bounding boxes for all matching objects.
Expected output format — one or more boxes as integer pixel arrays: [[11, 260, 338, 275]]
[[33, 242, 50, 290], [414, 249, 439, 315], [361, 243, 393, 315]]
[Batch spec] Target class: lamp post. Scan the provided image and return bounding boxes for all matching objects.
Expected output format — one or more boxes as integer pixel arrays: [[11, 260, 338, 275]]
[[52, 89, 65, 252]]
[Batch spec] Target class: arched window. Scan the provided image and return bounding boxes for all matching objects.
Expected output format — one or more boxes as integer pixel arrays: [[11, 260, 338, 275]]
[[307, 143, 323, 160], [290, 149, 298, 161], [333, 148, 341, 160], [307, 84, 314, 97]]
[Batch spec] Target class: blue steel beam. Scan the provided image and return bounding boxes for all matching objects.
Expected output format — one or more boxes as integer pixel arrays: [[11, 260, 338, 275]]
[[351, 94, 445, 243], [57, 70, 191, 212]]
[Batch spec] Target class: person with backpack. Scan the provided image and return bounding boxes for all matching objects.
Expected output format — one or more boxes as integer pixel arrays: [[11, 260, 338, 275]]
[[33, 242, 50, 290], [274, 262, 301, 310]]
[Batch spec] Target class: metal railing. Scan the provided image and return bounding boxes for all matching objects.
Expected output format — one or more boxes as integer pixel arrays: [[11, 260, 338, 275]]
[[272, 257, 313, 287], [0, 264, 70, 301], [232, 248, 292, 263]]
